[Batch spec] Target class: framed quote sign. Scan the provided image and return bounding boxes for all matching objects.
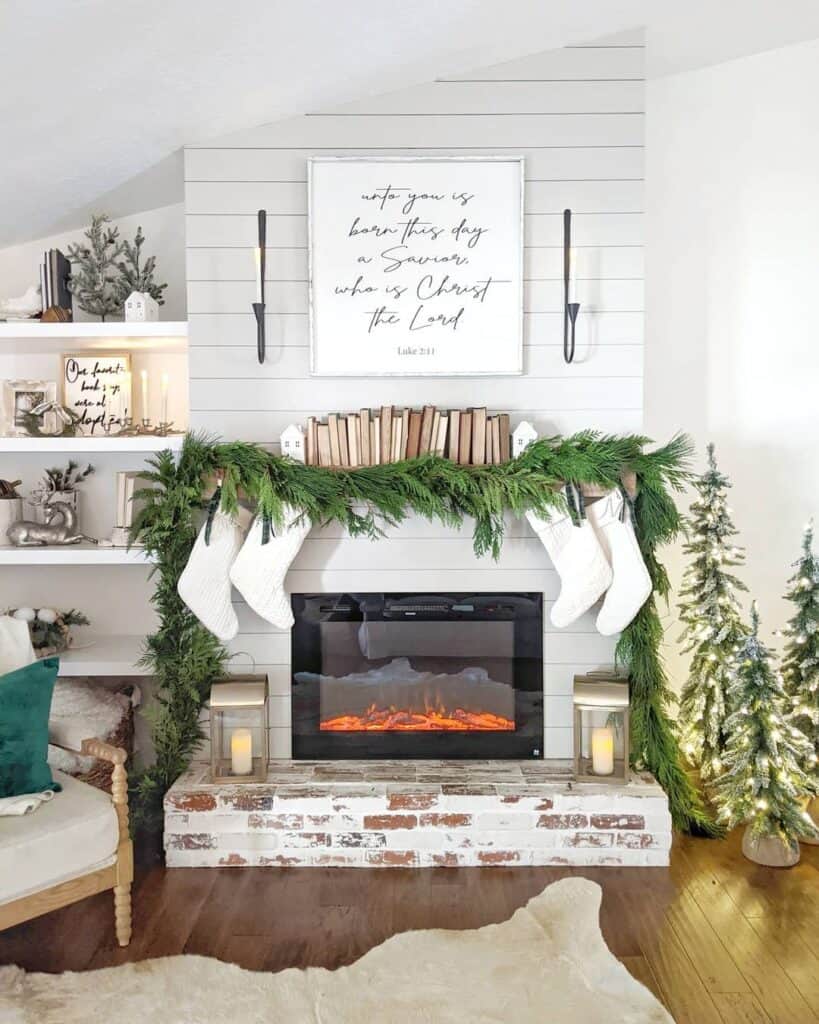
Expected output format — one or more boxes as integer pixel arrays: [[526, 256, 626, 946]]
[[62, 352, 131, 435], [308, 157, 524, 376]]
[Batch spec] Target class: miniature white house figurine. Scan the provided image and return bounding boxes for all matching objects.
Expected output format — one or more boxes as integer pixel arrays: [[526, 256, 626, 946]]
[[280, 424, 306, 462], [124, 291, 159, 322], [512, 420, 538, 457]]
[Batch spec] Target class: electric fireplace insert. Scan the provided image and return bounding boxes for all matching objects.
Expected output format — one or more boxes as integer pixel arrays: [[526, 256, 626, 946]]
[[291, 593, 543, 759]]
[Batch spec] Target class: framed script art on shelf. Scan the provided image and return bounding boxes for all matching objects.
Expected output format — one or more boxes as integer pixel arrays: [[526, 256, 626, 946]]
[[62, 353, 132, 436], [308, 156, 524, 376]]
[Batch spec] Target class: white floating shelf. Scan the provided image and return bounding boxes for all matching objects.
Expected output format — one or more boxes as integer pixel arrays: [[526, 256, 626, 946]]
[[58, 635, 149, 677], [0, 321, 187, 338], [0, 543, 154, 565], [0, 320, 187, 353], [0, 434, 185, 453]]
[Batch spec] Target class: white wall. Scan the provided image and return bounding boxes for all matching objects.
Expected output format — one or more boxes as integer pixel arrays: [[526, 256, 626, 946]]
[[184, 33, 646, 759], [0, 203, 187, 321], [645, 37, 819, 691]]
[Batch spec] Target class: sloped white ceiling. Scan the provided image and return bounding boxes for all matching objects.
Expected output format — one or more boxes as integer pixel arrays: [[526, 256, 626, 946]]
[[2, 0, 818, 248]]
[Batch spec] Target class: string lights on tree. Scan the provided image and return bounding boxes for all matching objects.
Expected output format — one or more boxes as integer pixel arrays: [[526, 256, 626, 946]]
[[781, 521, 819, 800], [713, 603, 817, 865], [677, 444, 747, 780]]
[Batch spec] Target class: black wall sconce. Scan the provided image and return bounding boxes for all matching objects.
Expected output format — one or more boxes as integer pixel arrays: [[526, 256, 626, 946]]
[[563, 208, 580, 364], [252, 208, 266, 364]]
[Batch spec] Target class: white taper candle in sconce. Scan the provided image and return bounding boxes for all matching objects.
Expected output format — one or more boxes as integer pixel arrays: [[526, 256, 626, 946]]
[[160, 372, 169, 425], [140, 369, 149, 422], [230, 728, 253, 775], [591, 726, 615, 776], [568, 247, 579, 304], [254, 247, 263, 304]]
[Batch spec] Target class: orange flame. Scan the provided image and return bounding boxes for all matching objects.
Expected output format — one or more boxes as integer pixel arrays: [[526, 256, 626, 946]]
[[320, 703, 514, 732]]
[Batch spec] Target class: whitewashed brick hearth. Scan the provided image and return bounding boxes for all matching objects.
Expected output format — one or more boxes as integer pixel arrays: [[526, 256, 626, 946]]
[[165, 762, 671, 868]]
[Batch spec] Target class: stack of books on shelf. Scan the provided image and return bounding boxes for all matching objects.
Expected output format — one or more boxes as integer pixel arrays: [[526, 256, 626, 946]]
[[305, 407, 511, 468], [39, 248, 72, 315]]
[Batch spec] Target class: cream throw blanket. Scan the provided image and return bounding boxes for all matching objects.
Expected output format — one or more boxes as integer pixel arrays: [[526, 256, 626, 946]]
[[0, 878, 672, 1023]]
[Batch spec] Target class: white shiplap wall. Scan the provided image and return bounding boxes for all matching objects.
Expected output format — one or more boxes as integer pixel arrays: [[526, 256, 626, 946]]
[[184, 31, 644, 760]]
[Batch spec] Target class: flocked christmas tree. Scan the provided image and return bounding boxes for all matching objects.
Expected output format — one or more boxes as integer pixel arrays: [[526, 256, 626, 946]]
[[713, 602, 817, 849], [114, 225, 167, 308], [782, 522, 819, 783], [67, 214, 124, 321], [677, 444, 747, 779]]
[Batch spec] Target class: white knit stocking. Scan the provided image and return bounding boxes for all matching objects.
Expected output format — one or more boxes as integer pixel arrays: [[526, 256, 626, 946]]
[[177, 506, 250, 642], [230, 505, 312, 629], [527, 495, 612, 629], [588, 488, 651, 636]]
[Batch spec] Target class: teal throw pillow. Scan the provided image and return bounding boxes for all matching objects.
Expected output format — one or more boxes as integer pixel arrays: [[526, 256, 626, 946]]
[[0, 656, 60, 798]]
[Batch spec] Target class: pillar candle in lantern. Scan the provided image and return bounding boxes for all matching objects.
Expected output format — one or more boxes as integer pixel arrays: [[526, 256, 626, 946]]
[[230, 728, 253, 775], [591, 726, 615, 776]]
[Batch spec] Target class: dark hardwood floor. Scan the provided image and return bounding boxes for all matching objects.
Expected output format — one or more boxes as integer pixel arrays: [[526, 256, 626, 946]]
[[2, 830, 818, 1023]]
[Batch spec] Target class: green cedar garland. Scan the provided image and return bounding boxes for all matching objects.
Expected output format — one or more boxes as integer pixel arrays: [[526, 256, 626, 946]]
[[677, 444, 748, 780], [131, 429, 718, 836]]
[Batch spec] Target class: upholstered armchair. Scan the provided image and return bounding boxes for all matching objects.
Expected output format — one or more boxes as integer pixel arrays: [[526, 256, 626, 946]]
[[0, 738, 133, 946]]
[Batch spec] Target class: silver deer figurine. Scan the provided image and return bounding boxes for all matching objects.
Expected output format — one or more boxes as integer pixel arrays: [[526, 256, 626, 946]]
[[6, 500, 97, 547]]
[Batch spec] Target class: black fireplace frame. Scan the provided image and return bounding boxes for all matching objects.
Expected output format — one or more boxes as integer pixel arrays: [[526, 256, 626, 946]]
[[291, 592, 544, 760]]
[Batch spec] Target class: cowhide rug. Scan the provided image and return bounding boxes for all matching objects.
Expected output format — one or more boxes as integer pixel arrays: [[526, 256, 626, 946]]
[[0, 877, 672, 1023]]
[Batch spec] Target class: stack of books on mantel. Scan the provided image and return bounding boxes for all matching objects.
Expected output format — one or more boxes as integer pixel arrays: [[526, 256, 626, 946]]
[[305, 407, 511, 468]]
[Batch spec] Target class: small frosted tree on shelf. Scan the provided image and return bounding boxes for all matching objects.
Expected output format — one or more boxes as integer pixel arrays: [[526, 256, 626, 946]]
[[114, 225, 167, 308], [713, 603, 817, 862], [677, 444, 747, 780], [782, 522, 819, 786], [67, 214, 124, 321]]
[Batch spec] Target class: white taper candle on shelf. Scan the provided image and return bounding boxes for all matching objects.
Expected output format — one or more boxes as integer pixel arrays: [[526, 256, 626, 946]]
[[122, 370, 131, 422], [140, 369, 149, 422], [591, 726, 615, 776], [160, 372, 169, 425], [230, 728, 253, 775], [254, 247, 263, 303]]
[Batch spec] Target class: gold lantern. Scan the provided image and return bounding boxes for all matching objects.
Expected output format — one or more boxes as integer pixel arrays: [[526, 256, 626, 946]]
[[209, 674, 269, 783], [573, 669, 630, 785]]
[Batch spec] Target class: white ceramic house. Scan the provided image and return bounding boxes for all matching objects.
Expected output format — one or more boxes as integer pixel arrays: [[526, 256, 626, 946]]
[[280, 424, 306, 462], [124, 291, 159, 322], [512, 420, 538, 457]]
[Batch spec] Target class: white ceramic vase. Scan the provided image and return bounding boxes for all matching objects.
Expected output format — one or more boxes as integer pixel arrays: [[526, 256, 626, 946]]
[[0, 497, 23, 545], [741, 825, 800, 867]]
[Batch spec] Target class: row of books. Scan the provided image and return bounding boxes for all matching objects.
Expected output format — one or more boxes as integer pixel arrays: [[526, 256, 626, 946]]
[[305, 407, 511, 467], [39, 248, 72, 313]]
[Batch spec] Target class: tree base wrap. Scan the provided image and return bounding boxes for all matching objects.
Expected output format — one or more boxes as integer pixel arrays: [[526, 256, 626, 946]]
[[742, 826, 800, 867], [131, 431, 718, 837], [799, 796, 819, 845]]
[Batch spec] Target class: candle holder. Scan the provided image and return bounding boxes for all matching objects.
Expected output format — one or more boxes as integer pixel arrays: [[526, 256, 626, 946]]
[[573, 669, 630, 784], [209, 673, 269, 783], [563, 208, 580, 364], [155, 421, 175, 437], [253, 208, 267, 364]]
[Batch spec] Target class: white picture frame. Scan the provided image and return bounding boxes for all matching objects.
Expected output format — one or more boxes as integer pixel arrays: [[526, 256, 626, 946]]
[[1, 379, 57, 436], [308, 156, 524, 376]]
